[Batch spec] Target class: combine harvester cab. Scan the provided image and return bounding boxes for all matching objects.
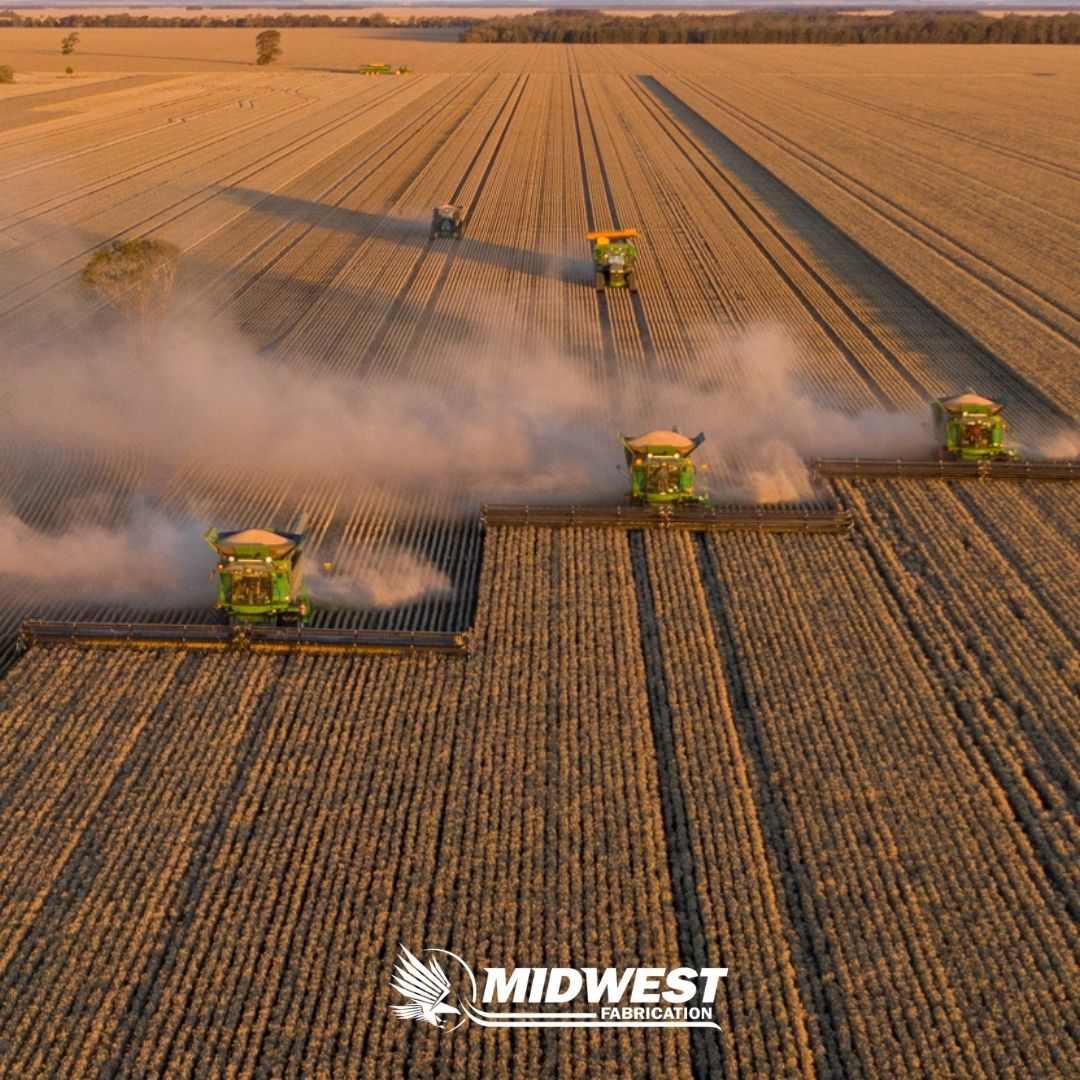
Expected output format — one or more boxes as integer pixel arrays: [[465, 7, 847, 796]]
[[588, 229, 639, 292], [621, 430, 708, 505], [204, 526, 311, 627], [430, 205, 464, 241], [933, 392, 1016, 462]]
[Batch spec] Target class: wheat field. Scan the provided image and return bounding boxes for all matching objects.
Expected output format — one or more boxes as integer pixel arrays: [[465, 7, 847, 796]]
[[0, 35, 1077, 1078]]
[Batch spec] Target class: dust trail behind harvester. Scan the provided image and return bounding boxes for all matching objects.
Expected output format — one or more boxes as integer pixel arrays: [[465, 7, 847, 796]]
[[307, 547, 452, 610], [4, 309, 930, 505], [2, 294, 934, 613], [0, 500, 208, 607]]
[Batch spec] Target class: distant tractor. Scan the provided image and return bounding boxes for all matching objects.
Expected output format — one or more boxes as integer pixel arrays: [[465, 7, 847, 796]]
[[359, 62, 411, 75], [205, 526, 312, 626], [588, 229, 639, 292], [430, 205, 464, 241], [621, 430, 708, 504], [933, 392, 1017, 462]]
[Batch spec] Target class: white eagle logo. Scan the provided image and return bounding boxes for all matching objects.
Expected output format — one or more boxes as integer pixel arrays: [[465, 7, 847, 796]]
[[389, 945, 463, 1029]]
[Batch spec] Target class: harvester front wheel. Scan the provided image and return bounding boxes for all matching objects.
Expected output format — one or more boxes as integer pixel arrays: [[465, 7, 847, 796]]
[[626, 271, 637, 293]]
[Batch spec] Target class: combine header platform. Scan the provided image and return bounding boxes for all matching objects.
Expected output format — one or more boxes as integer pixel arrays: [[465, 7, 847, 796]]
[[482, 504, 852, 533], [814, 459, 1078, 482], [17, 620, 468, 656]]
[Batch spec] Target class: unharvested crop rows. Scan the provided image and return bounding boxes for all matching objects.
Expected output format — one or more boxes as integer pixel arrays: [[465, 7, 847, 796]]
[[835, 479, 1080, 916], [1, 474, 1077, 1075], [694, 530, 1076, 1076], [0, 528, 700, 1079]]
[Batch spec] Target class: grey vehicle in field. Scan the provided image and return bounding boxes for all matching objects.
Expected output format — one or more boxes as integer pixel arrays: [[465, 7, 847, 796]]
[[430, 205, 464, 241]]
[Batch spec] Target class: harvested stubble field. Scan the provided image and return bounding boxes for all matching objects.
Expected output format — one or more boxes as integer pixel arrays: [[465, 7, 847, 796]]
[[0, 35, 1078, 1078]]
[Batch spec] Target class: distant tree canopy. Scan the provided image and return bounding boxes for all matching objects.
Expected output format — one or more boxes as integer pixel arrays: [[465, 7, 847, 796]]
[[3, 7, 1077, 43], [0, 64, 13, 84], [255, 28, 282, 66], [2, 11, 476, 29], [461, 9, 1080, 45], [60, 31, 79, 55], [81, 238, 181, 324]]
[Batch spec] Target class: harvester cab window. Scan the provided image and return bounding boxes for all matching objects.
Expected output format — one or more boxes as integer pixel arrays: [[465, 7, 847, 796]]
[[231, 574, 272, 606], [645, 463, 681, 495]]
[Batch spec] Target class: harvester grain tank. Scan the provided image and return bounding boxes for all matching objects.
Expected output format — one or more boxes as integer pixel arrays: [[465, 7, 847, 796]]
[[588, 229, 639, 292], [430, 205, 464, 241], [204, 526, 312, 626], [933, 392, 1016, 461], [622, 430, 708, 505]]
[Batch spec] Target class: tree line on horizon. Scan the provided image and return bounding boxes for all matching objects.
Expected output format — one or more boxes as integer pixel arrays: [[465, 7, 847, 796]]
[[0, 10, 475, 29], [1, 7, 1078, 45], [461, 9, 1080, 45]]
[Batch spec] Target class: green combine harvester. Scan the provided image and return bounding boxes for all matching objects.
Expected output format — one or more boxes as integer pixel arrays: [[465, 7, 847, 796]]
[[204, 526, 312, 626], [815, 390, 1078, 480], [933, 391, 1016, 461], [482, 431, 854, 532], [587, 229, 639, 292], [622, 430, 708, 505], [358, 62, 411, 75], [17, 523, 469, 655]]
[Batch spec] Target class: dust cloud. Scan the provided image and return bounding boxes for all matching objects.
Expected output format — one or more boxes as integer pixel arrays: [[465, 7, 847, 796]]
[[0, 501, 209, 607], [307, 548, 452, 609], [3, 305, 613, 505], [612, 326, 933, 501], [4, 315, 931, 507], [2, 301, 940, 610], [1034, 427, 1080, 460]]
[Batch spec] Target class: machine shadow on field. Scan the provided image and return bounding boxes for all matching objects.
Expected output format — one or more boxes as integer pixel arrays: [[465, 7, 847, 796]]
[[217, 186, 580, 285], [197, 261, 491, 366]]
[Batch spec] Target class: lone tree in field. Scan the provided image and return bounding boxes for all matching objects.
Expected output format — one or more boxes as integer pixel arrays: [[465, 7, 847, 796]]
[[0, 65, 13, 84], [81, 238, 181, 332], [255, 29, 282, 65], [60, 32, 79, 56]]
